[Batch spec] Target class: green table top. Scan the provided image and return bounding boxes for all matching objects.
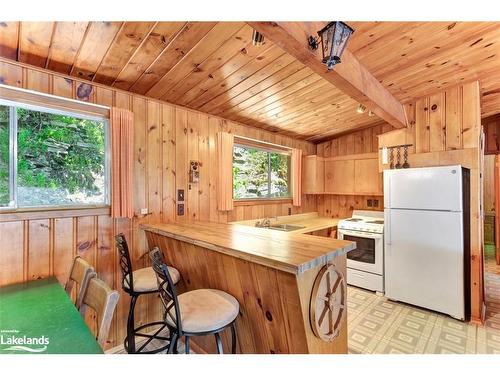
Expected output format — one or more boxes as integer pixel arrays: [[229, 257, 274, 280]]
[[0, 277, 103, 354]]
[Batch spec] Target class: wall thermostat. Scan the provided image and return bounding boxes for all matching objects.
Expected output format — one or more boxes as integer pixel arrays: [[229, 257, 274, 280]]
[[189, 161, 200, 183]]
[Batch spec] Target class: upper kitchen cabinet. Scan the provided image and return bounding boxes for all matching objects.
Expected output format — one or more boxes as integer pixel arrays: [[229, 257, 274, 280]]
[[325, 160, 355, 194], [303, 153, 382, 195], [323, 155, 382, 196], [354, 158, 383, 195], [302, 155, 325, 194]]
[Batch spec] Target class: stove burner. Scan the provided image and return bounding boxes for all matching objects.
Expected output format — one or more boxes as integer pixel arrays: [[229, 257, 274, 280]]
[[367, 220, 384, 224], [346, 218, 363, 222]]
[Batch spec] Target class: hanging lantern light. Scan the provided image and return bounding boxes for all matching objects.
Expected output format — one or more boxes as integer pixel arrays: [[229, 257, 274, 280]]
[[308, 21, 354, 70]]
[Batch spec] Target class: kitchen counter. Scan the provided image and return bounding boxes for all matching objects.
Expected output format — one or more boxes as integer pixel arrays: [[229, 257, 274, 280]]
[[141, 220, 354, 274], [141, 219, 354, 354], [234, 212, 343, 234]]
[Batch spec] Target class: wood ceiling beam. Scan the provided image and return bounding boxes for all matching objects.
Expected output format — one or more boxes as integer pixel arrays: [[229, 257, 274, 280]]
[[247, 22, 408, 129]]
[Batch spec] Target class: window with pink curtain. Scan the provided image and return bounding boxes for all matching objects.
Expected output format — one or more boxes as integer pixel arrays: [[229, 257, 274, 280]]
[[110, 107, 134, 218]]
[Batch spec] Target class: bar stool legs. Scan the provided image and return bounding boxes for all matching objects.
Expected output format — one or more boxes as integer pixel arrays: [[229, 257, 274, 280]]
[[214, 333, 223, 354], [124, 293, 170, 354], [126, 295, 138, 353], [230, 323, 237, 354]]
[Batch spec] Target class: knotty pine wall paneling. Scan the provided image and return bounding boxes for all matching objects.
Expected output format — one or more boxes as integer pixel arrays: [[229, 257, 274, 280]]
[[0, 58, 316, 350]]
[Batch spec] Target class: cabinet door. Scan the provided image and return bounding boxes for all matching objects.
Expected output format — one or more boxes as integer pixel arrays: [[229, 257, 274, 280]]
[[302, 156, 324, 193], [325, 160, 354, 194], [354, 158, 382, 194]]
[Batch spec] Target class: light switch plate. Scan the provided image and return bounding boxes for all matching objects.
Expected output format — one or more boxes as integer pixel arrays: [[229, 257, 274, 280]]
[[140, 208, 148, 215], [178, 189, 185, 201], [177, 203, 184, 216]]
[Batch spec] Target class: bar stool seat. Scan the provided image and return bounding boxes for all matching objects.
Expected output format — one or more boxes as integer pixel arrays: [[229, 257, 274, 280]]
[[125, 266, 180, 293], [165, 289, 239, 333]]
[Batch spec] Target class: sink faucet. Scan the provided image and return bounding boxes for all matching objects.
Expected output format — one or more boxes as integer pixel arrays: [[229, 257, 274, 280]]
[[255, 216, 278, 228]]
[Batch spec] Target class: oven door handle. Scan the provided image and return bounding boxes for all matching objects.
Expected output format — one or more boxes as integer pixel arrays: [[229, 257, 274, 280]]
[[338, 229, 383, 239]]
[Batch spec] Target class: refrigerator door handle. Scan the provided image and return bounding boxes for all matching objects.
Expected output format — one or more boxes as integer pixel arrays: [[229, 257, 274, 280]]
[[386, 211, 392, 250], [385, 171, 391, 209]]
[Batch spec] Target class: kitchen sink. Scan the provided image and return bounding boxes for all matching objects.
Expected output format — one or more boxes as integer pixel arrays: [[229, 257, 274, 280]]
[[267, 224, 305, 232]]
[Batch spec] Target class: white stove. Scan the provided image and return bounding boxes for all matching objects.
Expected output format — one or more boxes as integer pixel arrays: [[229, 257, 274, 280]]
[[338, 210, 385, 293], [337, 214, 384, 234]]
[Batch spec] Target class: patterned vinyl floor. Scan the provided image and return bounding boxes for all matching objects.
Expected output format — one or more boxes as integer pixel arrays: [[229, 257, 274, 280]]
[[347, 244, 500, 354]]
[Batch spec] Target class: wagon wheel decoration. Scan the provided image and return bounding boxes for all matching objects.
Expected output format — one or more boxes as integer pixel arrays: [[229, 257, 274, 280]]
[[310, 264, 346, 342]]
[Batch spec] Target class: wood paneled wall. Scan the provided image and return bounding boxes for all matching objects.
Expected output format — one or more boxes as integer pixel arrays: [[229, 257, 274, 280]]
[[0, 58, 316, 350], [315, 123, 393, 218], [377, 81, 484, 323]]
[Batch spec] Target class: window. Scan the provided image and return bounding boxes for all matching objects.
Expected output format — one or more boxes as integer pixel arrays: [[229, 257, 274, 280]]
[[233, 143, 291, 200], [0, 99, 109, 209]]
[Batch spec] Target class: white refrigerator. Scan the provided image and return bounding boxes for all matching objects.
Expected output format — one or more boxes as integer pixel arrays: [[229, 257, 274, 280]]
[[384, 165, 470, 320]]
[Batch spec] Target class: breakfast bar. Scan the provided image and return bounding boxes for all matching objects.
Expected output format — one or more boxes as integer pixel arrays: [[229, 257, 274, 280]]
[[141, 221, 355, 354]]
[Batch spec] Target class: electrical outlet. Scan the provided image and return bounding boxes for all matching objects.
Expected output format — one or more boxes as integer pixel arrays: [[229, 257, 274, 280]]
[[177, 189, 184, 202], [288, 207, 292, 215], [177, 203, 184, 216], [140, 208, 148, 215], [367, 199, 373, 207], [373, 199, 379, 208]]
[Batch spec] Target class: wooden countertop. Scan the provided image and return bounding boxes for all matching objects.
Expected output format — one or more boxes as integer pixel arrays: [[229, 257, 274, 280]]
[[234, 212, 342, 234], [141, 221, 355, 275]]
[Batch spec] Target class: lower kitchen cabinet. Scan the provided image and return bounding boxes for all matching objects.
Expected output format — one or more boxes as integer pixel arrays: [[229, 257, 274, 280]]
[[304, 227, 337, 238]]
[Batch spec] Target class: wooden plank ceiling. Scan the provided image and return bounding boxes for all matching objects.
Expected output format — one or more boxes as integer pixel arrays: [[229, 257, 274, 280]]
[[0, 21, 499, 142]]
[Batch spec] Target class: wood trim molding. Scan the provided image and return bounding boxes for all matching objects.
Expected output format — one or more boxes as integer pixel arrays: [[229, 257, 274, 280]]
[[234, 198, 293, 206], [323, 152, 378, 162], [234, 135, 292, 153], [0, 84, 109, 118], [0, 206, 111, 222]]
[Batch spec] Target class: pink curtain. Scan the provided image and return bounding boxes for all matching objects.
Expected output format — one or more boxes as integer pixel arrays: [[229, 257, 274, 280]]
[[217, 132, 234, 211], [291, 148, 302, 207], [110, 107, 134, 219]]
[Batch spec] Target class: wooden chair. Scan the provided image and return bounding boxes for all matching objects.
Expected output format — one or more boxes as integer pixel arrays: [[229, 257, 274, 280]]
[[149, 247, 239, 354], [115, 233, 181, 353], [64, 256, 96, 309], [79, 277, 120, 348]]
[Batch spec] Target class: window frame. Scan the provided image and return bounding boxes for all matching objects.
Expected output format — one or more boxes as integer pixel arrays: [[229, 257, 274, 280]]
[[232, 141, 292, 202], [0, 98, 110, 211]]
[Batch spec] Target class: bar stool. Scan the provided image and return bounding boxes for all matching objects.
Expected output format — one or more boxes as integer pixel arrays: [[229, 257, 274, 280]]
[[115, 234, 181, 354], [149, 247, 239, 354]]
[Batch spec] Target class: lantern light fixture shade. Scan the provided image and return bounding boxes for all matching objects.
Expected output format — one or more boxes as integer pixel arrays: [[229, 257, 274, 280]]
[[308, 21, 354, 70], [356, 103, 367, 114], [252, 29, 265, 46]]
